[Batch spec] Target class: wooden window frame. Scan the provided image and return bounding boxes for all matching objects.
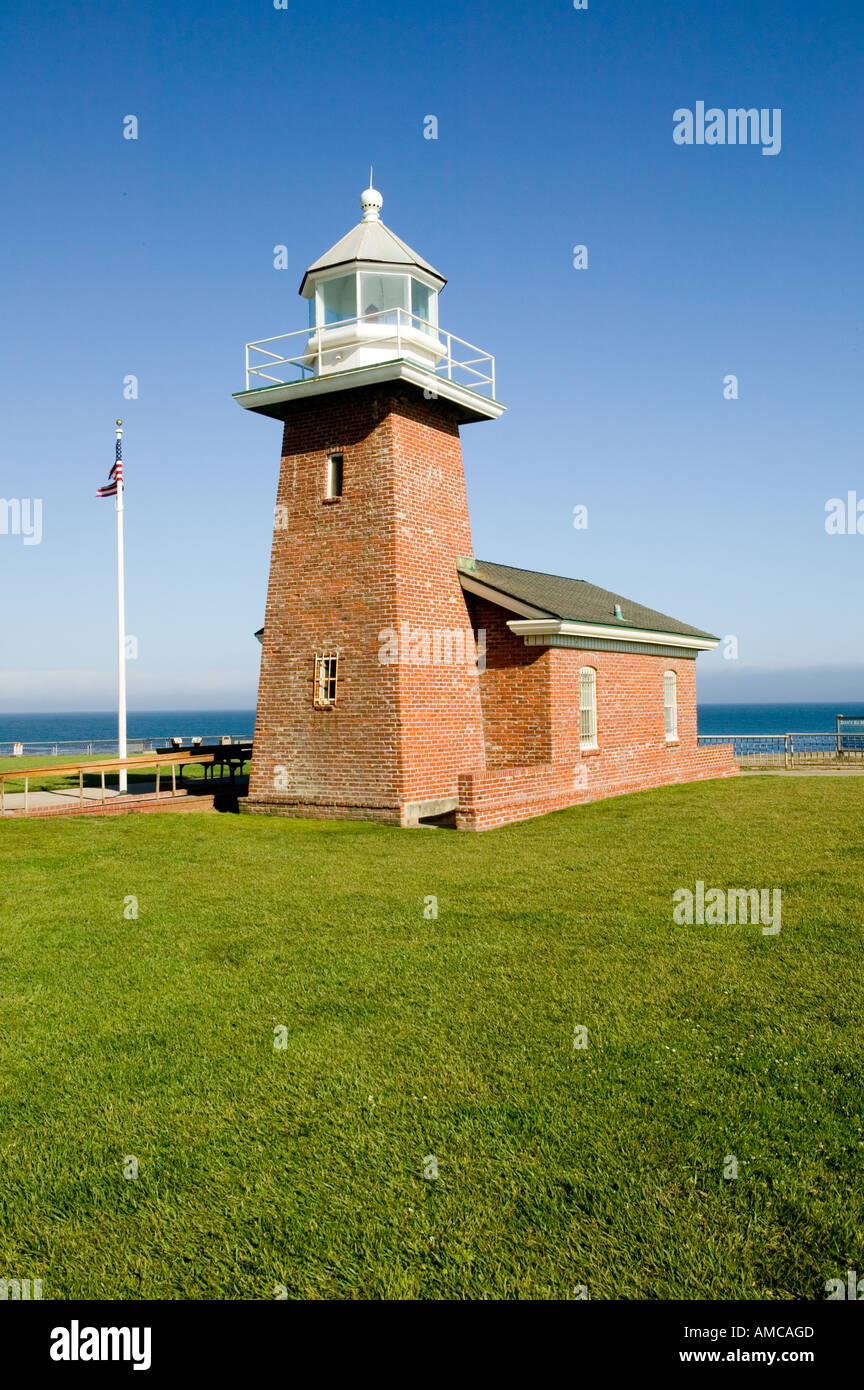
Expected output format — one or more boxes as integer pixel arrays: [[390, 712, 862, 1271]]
[[313, 652, 339, 709]]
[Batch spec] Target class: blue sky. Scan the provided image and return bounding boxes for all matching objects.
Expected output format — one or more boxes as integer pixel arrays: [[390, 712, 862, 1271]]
[[0, 0, 861, 710]]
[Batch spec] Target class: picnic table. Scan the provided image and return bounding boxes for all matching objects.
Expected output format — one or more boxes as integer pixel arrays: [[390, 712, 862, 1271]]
[[157, 742, 253, 784]]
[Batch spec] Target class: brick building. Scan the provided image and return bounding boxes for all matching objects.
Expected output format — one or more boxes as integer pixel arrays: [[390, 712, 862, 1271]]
[[236, 186, 736, 831]]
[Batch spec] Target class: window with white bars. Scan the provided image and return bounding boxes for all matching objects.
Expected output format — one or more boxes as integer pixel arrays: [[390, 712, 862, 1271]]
[[664, 670, 678, 740], [313, 652, 339, 708], [579, 667, 598, 750]]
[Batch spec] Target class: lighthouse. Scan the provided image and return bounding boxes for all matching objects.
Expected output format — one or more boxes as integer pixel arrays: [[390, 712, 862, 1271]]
[[236, 185, 736, 831], [236, 184, 503, 826]]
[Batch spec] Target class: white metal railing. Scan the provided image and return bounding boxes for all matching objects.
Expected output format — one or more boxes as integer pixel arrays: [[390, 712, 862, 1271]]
[[244, 309, 496, 398], [0, 734, 250, 759], [699, 732, 864, 768]]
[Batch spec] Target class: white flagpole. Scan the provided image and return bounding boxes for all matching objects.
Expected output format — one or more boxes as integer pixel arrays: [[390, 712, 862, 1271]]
[[115, 420, 128, 793]]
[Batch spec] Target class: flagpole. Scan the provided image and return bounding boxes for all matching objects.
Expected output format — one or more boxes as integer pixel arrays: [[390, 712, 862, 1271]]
[[115, 420, 127, 793]]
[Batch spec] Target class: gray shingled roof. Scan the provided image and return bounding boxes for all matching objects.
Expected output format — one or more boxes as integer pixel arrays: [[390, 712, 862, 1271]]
[[465, 559, 717, 640], [300, 219, 445, 296]]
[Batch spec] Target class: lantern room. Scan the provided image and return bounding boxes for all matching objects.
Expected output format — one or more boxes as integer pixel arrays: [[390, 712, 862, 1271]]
[[235, 183, 503, 423], [298, 185, 447, 374]]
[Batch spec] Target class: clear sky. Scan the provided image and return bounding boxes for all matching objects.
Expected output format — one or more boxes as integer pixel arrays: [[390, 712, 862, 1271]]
[[1, 0, 861, 710]]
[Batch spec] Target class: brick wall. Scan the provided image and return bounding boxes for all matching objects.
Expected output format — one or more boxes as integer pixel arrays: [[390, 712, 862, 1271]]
[[546, 642, 706, 797], [245, 383, 486, 824], [456, 762, 586, 831], [465, 594, 552, 765], [389, 398, 486, 804], [454, 600, 737, 830]]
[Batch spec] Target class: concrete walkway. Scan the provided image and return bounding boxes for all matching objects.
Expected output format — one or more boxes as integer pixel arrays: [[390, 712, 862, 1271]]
[[0, 777, 247, 817], [2, 784, 127, 811], [0, 781, 196, 813]]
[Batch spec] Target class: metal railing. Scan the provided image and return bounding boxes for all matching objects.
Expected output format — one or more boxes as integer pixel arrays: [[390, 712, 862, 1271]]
[[699, 732, 864, 768], [244, 309, 496, 398], [0, 734, 250, 759], [0, 750, 222, 816]]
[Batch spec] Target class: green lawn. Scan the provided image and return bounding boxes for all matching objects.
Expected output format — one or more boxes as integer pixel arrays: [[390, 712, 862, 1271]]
[[0, 776, 862, 1300]]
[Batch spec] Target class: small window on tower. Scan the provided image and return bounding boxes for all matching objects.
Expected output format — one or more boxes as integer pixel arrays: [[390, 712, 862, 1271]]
[[313, 652, 339, 709], [326, 453, 343, 500]]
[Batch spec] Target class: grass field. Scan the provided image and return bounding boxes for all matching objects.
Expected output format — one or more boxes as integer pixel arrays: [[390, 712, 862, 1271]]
[[0, 776, 862, 1300]]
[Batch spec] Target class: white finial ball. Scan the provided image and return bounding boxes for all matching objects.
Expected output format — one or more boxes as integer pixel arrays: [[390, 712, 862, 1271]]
[[360, 185, 383, 221]]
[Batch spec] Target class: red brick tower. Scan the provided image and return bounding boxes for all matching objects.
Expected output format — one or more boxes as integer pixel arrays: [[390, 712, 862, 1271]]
[[236, 184, 503, 825]]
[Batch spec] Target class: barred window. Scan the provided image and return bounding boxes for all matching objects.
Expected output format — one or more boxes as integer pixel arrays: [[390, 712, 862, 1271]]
[[314, 652, 339, 708], [579, 667, 598, 751], [664, 670, 678, 741]]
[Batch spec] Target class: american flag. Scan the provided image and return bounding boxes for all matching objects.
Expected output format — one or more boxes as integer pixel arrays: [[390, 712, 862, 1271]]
[[97, 429, 123, 497]]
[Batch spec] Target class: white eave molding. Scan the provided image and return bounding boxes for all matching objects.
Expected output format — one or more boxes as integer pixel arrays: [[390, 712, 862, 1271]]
[[458, 573, 551, 619], [300, 260, 444, 298], [457, 573, 717, 649], [507, 618, 719, 652]]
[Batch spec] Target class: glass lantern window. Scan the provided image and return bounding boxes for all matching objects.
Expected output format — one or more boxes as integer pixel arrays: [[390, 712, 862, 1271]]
[[410, 279, 433, 326], [359, 273, 409, 323], [320, 275, 357, 326]]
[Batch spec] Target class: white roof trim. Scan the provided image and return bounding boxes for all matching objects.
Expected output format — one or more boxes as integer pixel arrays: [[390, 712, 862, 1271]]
[[301, 261, 442, 297], [507, 618, 718, 651]]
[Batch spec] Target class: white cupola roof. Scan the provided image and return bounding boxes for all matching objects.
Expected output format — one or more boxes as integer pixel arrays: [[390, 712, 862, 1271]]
[[299, 185, 446, 296]]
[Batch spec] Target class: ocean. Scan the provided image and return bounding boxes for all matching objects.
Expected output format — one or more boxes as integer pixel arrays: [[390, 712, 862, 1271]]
[[1, 703, 862, 752], [0, 710, 256, 754], [697, 702, 864, 735]]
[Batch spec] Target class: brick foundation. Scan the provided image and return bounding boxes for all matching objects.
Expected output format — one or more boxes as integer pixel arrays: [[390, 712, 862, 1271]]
[[456, 748, 736, 831]]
